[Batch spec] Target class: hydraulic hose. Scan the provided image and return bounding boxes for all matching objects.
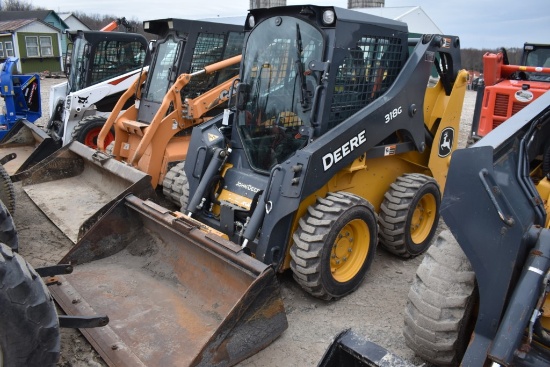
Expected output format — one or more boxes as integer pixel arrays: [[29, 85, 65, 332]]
[[187, 147, 226, 216]]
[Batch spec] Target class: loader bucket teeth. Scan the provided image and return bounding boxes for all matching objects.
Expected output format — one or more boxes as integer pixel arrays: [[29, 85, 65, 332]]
[[49, 194, 288, 367], [20, 141, 154, 243]]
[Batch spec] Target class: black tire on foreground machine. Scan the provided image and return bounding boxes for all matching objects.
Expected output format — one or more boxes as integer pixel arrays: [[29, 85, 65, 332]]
[[0, 198, 108, 366]]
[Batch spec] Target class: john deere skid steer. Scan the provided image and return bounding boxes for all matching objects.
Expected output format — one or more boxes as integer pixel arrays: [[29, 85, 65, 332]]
[[183, 5, 467, 300], [36, 5, 467, 366]]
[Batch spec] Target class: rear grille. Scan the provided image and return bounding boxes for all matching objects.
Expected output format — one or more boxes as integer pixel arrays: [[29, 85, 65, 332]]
[[491, 94, 528, 129], [493, 93, 509, 117], [512, 102, 526, 115]]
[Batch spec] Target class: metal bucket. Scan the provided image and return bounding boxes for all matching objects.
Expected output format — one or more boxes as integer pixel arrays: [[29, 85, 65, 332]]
[[49, 195, 288, 366], [20, 141, 154, 242], [0, 120, 58, 176]]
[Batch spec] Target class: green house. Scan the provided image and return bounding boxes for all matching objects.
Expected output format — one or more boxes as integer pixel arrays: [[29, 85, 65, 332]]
[[0, 18, 63, 74]]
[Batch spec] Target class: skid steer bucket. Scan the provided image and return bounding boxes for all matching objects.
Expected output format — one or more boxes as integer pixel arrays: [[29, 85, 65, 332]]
[[318, 329, 415, 367], [19, 141, 154, 243], [0, 120, 59, 176], [49, 194, 287, 367]]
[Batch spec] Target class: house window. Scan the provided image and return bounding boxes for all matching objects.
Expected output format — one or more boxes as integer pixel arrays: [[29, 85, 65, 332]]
[[25, 36, 53, 57], [26, 36, 40, 57], [0, 43, 4, 58], [5, 42, 14, 57], [40, 36, 53, 56]]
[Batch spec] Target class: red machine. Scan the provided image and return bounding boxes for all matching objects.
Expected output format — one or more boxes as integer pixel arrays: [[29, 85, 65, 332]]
[[470, 43, 550, 141]]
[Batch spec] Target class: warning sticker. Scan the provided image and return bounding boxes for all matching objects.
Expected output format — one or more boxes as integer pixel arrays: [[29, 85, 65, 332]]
[[384, 145, 396, 156]]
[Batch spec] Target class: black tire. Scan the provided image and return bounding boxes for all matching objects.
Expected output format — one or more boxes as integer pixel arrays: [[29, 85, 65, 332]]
[[0, 199, 18, 252], [71, 116, 113, 150], [290, 192, 378, 300], [0, 243, 60, 366], [0, 163, 15, 215], [162, 161, 189, 208], [378, 173, 440, 258], [404, 230, 477, 366]]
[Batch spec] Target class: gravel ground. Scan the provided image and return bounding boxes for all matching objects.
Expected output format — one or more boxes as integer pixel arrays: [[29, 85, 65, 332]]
[[5, 76, 477, 367]]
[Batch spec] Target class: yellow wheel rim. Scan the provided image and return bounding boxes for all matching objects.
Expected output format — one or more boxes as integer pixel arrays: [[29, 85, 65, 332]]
[[410, 192, 437, 244], [330, 219, 370, 283]]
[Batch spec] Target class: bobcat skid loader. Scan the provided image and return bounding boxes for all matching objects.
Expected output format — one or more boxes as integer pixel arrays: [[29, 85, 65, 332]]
[[0, 29, 149, 177]]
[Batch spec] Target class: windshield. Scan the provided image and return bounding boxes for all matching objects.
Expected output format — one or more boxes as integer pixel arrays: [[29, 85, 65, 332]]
[[525, 47, 550, 67], [144, 36, 182, 102], [237, 16, 323, 172], [67, 38, 87, 92], [89, 39, 146, 86], [524, 45, 550, 82]]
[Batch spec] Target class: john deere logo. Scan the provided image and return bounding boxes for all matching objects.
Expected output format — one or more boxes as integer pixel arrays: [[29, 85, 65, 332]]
[[438, 127, 454, 157]]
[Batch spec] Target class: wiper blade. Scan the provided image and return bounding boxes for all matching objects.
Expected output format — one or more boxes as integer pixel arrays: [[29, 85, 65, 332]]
[[295, 24, 309, 110]]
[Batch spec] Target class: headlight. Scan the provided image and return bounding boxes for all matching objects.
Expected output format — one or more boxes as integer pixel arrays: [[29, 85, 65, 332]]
[[322, 10, 335, 25], [248, 15, 255, 28]]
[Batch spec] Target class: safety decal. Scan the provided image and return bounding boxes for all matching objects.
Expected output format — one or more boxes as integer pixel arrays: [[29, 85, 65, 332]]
[[441, 37, 451, 48], [208, 133, 219, 142], [515, 89, 534, 103], [384, 145, 396, 156]]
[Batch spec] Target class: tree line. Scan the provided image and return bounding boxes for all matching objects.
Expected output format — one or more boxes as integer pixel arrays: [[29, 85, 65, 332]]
[[2, 0, 525, 72], [1, 0, 147, 38]]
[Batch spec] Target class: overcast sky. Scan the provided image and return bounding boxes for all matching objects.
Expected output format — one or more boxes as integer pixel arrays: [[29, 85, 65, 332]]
[[31, 0, 549, 49]]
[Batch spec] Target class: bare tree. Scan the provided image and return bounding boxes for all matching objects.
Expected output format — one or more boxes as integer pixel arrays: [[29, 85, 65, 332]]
[[2, 0, 35, 11]]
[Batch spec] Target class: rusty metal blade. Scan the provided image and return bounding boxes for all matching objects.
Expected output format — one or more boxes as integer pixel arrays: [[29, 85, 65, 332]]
[[50, 195, 288, 367]]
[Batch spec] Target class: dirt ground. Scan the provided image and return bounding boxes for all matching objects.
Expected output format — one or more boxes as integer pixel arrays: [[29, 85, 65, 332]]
[[8, 76, 477, 367]]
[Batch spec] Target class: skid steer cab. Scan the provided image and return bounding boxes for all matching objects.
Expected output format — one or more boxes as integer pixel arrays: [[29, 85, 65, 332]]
[[184, 5, 468, 300]]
